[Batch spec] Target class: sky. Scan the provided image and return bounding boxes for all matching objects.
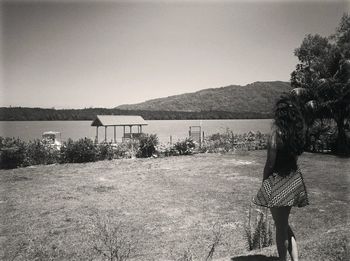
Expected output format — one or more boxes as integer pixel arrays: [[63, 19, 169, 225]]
[[1, 0, 348, 109]]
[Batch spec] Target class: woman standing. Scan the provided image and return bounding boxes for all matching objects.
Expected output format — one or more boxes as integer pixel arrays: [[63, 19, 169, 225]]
[[253, 97, 309, 261]]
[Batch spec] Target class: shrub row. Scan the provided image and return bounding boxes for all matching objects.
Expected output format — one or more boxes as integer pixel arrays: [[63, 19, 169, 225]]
[[201, 124, 348, 155], [0, 130, 271, 169], [201, 130, 268, 153], [0, 134, 199, 169], [0, 136, 144, 169]]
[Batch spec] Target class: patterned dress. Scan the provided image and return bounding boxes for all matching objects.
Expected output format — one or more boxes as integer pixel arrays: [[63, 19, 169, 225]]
[[253, 168, 309, 208], [253, 135, 309, 208]]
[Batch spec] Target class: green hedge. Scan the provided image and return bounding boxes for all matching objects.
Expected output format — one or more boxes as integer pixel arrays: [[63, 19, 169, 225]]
[[201, 130, 268, 153], [136, 134, 159, 158], [60, 138, 97, 163], [6, 128, 334, 170], [174, 138, 196, 155], [0, 136, 155, 169], [0, 137, 28, 169]]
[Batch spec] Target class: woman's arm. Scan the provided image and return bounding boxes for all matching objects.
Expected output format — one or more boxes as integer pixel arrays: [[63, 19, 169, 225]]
[[263, 131, 278, 181]]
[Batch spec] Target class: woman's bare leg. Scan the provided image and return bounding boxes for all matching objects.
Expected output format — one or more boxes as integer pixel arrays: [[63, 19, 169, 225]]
[[287, 226, 298, 261], [270, 207, 298, 261]]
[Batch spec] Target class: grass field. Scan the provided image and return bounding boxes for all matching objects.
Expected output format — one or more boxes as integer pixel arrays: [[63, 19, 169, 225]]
[[1, 150, 349, 260]]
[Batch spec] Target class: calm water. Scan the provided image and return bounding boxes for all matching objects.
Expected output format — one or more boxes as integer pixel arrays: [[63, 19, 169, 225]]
[[0, 119, 273, 144]]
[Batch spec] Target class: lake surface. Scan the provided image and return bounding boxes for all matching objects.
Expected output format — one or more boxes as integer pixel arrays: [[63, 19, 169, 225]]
[[0, 119, 273, 144]]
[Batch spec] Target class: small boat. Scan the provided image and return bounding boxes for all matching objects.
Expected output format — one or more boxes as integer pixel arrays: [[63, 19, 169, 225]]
[[42, 131, 62, 149]]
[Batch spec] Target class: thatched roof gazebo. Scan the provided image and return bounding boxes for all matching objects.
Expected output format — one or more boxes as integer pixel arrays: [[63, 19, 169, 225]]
[[91, 115, 148, 143]]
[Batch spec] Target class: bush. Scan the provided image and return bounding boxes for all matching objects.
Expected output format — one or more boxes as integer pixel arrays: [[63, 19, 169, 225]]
[[97, 142, 115, 160], [97, 141, 140, 160], [89, 214, 141, 261], [155, 143, 179, 157], [0, 137, 61, 169], [174, 138, 195, 155], [202, 130, 268, 153], [0, 137, 28, 169], [26, 139, 60, 165], [114, 140, 139, 159], [211, 129, 236, 152], [244, 204, 273, 251], [60, 138, 97, 163], [136, 134, 159, 158], [202, 129, 238, 153]]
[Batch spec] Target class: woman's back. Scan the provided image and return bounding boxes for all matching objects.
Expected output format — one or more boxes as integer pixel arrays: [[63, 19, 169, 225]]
[[272, 130, 298, 176]]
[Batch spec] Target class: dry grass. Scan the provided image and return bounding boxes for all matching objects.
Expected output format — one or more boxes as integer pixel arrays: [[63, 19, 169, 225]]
[[0, 151, 349, 260]]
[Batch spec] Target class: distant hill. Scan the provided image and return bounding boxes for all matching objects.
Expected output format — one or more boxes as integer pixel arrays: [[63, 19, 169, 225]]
[[0, 81, 292, 121], [117, 81, 291, 114]]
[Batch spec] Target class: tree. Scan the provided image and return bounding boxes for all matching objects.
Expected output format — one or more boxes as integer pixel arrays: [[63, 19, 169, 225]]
[[291, 14, 350, 156]]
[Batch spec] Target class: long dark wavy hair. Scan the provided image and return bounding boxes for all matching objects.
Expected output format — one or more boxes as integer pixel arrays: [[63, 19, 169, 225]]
[[274, 96, 305, 156]]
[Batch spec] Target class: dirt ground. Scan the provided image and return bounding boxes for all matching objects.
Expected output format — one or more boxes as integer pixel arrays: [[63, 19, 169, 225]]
[[0, 150, 349, 260]]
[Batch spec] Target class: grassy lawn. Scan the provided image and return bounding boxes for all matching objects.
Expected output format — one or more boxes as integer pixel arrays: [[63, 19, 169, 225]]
[[1, 150, 349, 260]]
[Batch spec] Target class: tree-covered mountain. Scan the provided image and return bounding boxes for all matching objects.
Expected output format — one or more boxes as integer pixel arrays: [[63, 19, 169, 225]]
[[0, 81, 291, 121], [117, 81, 291, 114]]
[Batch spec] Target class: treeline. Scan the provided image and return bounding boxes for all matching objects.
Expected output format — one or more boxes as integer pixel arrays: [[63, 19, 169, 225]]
[[0, 107, 272, 121]]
